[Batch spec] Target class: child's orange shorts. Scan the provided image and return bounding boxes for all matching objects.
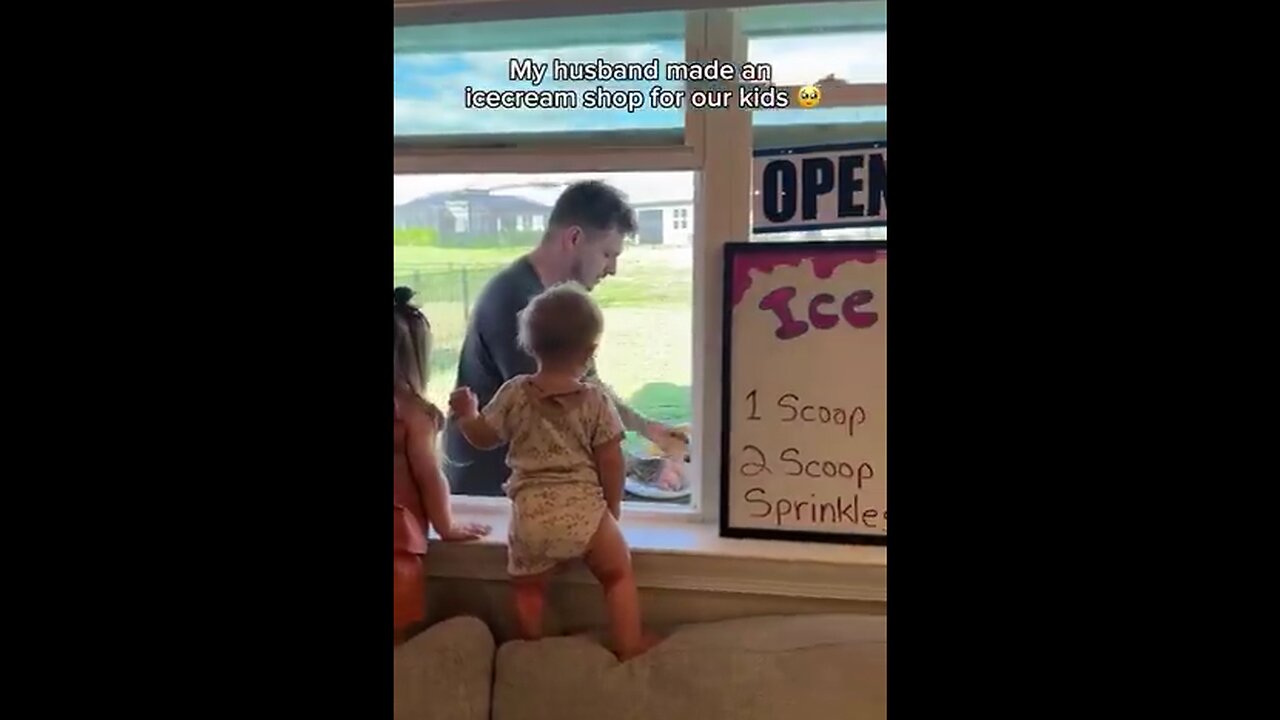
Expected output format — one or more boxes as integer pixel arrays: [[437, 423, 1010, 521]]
[[394, 504, 428, 635]]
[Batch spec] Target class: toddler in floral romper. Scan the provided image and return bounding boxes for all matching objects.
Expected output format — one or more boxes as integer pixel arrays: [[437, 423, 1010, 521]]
[[450, 282, 657, 661]]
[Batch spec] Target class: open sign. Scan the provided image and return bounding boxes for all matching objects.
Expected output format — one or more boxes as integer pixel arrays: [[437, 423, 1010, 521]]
[[752, 141, 887, 234]]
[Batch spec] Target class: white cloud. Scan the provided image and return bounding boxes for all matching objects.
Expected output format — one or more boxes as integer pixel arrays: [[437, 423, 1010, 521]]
[[748, 33, 886, 85]]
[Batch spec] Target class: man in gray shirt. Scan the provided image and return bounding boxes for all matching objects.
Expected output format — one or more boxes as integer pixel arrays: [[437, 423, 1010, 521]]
[[442, 180, 683, 496]]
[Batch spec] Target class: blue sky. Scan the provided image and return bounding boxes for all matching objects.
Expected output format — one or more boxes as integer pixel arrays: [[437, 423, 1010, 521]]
[[393, 33, 886, 136]]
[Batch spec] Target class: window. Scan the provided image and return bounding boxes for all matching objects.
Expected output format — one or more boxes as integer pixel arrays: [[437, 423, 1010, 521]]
[[750, 224, 887, 242], [394, 11, 687, 139], [744, 2, 886, 241], [393, 2, 888, 520], [394, 171, 695, 506], [741, 1, 885, 86], [744, 2, 886, 148], [443, 200, 470, 233]]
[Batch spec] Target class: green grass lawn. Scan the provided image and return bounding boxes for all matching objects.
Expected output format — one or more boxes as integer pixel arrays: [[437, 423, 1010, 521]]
[[395, 244, 694, 447], [394, 246, 528, 268]]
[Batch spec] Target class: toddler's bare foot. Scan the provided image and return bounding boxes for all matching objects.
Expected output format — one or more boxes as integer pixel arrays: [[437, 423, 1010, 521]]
[[614, 631, 664, 661]]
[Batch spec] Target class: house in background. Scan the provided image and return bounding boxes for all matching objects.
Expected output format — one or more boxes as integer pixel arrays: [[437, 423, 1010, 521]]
[[393, 189, 550, 239], [631, 200, 694, 246]]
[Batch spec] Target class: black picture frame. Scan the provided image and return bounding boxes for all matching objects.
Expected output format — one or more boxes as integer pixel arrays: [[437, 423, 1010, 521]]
[[752, 140, 888, 235], [719, 239, 888, 545]]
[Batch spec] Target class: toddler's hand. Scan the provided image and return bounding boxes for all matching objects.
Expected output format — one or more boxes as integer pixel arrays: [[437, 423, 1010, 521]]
[[439, 522, 491, 542], [449, 387, 479, 418]]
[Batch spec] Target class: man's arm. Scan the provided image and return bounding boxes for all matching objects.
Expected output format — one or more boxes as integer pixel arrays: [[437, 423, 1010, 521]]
[[583, 363, 650, 433]]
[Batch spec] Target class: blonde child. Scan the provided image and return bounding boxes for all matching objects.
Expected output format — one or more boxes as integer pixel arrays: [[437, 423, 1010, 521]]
[[393, 287, 490, 643], [449, 282, 656, 660]]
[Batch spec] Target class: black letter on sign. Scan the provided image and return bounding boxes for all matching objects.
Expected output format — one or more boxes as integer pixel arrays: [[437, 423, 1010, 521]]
[[838, 154, 865, 217], [740, 445, 771, 476], [856, 462, 874, 489], [762, 160, 796, 223], [867, 152, 886, 217], [801, 158, 835, 220], [744, 488, 770, 518]]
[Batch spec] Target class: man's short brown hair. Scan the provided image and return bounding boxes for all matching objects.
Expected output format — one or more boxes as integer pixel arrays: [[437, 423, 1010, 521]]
[[546, 180, 637, 237]]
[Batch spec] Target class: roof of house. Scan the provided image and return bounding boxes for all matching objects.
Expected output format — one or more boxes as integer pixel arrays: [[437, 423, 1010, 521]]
[[631, 199, 693, 209], [395, 190, 551, 213]]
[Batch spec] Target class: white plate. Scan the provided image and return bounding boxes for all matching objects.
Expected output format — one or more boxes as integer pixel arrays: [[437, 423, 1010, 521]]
[[625, 475, 692, 501]]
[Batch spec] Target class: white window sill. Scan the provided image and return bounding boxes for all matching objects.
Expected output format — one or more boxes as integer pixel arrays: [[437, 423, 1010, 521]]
[[426, 500, 886, 602]]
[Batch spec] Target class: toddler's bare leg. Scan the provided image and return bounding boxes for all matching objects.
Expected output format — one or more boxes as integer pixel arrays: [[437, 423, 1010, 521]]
[[511, 571, 551, 640], [584, 513, 655, 660]]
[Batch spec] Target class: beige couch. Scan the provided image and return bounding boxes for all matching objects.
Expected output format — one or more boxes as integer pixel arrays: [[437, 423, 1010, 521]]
[[394, 614, 886, 720]]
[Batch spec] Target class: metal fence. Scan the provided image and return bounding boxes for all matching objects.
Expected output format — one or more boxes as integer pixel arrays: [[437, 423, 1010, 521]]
[[391, 264, 506, 321]]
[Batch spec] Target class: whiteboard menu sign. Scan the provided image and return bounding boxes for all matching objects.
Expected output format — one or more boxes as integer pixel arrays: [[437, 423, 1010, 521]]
[[752, 141, 887, 234], [720, 241, 886, 544]]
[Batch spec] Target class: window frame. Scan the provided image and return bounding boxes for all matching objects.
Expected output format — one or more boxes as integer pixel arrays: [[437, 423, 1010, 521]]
[[392, 0, 886, 153], [393, 2, 884, 526], [392, 0, 847, 30]]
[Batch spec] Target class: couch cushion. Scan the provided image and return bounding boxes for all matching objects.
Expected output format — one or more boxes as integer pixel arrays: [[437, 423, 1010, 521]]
[[492, 614, 885, 720], [394, 616, 495, 720]]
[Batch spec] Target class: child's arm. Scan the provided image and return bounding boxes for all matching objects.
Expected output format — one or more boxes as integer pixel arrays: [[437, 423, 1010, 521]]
[[403, 400, 490, 542], [590, 389, 628, 519], [456, 415, 504, 450], [594, 438, 626, 519], [449, 385, 510, 450]]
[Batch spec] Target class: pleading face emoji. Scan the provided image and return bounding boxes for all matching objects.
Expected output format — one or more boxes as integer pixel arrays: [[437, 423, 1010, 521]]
[[797, 84, 822, 109]]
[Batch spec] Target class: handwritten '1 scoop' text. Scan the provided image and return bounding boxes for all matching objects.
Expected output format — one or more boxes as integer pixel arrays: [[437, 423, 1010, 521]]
[[745, 390, 866, 437]]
